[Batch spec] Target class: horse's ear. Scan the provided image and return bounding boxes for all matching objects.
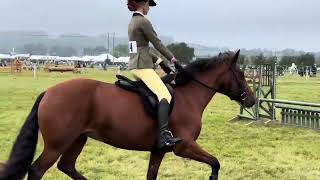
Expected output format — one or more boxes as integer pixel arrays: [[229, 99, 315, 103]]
[[232, 49, 240, 64]]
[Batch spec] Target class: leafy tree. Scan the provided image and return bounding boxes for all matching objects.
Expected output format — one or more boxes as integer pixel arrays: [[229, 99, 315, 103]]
[[296, 53, 315, 66], [265, 56, 277, 64], [113, 44, 129, 58], [279, 56, 297, 66], [244, 58, 250, 66], [167, 42, 195, 64], [83, 46, 108, 56], [315, 58, 320, 66], [93, 46, 108, 55], [252, 53, 265, 65], [237, 54, 246, 65], [280, 53, 315, 67]]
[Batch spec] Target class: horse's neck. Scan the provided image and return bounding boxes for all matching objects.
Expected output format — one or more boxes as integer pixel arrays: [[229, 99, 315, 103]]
[[176, 81, 216, 113]]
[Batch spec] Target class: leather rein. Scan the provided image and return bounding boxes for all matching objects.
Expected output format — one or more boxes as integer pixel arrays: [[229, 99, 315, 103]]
[[176, 62, 248, 102]]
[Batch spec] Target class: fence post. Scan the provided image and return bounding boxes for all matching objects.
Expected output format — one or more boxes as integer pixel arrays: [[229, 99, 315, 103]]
[[255, 65, 263, 121], [271, 62, 277, 121], [33, 64, 37, 79]]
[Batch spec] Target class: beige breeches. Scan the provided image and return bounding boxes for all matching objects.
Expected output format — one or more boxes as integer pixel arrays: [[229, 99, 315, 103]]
[[131, 69, 172, 103]]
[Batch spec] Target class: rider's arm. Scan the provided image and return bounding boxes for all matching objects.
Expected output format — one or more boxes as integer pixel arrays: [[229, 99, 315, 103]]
[[159, 61, 173, 74], [150, 52, 173, 74], [141, 19, 175, 62]]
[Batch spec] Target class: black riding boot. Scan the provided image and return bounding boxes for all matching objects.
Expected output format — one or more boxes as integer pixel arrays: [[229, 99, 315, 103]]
[[157, 99, 182, 149]]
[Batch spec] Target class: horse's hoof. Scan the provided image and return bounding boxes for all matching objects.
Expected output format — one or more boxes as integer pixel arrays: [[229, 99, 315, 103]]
[[209, 175, 218, 180]]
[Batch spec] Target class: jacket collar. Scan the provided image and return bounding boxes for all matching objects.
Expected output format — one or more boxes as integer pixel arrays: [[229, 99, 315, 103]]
[[133, 11, 145, 17]]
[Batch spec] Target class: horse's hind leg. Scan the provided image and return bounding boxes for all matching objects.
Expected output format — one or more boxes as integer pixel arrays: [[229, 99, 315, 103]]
[[57, 135, 88, 180], [28, 147, 62, 180]]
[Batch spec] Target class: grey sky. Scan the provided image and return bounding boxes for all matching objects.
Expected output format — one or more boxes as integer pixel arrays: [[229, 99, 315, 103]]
[[0, 0, 319, 51]]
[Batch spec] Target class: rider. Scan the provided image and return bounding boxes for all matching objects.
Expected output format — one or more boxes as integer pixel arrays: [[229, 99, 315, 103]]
[[127, 0, 182, 149]]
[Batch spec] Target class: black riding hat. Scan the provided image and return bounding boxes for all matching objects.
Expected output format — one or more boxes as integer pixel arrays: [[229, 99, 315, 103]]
[[136, 0, 157, 6]]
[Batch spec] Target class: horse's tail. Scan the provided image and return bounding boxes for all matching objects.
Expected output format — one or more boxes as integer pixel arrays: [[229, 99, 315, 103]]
[[0, 92, 45, 180]]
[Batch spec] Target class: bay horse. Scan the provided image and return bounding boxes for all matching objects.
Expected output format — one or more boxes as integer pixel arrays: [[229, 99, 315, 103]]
[[0, 50, 255, 180]]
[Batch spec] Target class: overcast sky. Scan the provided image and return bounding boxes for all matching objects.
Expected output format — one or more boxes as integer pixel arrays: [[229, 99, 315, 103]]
[[0, 0, 319, 51]]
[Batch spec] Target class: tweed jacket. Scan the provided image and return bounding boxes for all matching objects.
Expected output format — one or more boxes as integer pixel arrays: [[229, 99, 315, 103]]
[[128, 13, 173, 70]]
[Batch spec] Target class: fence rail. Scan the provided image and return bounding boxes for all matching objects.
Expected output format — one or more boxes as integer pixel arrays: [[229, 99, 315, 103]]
[[235, 62, 320, 130], [259, 98, 320, 129]]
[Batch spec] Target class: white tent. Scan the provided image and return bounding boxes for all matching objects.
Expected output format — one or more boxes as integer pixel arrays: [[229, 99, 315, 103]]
[[1, 54, 31, 59], [56, 56, 84, 61], [0, 53, 127, 63], [29, 55, 84, 61], [96, 53, 118, 62], [115, 57, 130, 63], [99, 53, 116, 62], [15, 54, 31, 58], [81, 53, 118, 62], [82, 56, 98, 62], [0, 54, 14, 59], [29, 55, 57, 60]]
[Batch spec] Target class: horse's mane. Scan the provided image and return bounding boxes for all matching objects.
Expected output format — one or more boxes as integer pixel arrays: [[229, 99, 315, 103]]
[[172, 51, 232, 86]]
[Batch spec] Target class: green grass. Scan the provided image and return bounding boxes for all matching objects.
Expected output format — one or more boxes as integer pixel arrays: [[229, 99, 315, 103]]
[[0, 70, 320, 180]]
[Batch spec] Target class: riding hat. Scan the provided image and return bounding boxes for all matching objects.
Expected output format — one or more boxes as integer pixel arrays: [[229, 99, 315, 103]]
[[149, 0, 157, 6], [129, 0, 157, 7], [138, 0, 156, 6]]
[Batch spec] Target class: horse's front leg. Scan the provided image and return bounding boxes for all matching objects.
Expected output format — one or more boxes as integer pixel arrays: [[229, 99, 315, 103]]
[[146, 150, 165, 180], [173, 141, 220, 180]]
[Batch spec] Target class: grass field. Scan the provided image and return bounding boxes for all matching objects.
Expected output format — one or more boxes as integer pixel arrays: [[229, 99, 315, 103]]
[[0, 70, 320, 180]]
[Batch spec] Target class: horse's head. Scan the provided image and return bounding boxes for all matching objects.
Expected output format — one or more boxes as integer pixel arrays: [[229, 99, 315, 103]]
[[215, 50, 256, 107], [173, 50, 256, 107]]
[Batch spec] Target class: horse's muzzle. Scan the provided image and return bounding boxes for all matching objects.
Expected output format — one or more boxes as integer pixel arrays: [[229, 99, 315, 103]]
[[242, 96, 256, 108]]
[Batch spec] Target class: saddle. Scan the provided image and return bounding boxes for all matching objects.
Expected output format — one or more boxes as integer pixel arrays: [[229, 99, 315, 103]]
[[115, 74, 175, 118]]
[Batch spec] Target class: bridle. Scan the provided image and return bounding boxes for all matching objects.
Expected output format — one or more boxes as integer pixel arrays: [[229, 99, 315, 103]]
[[226, 64, 248, 101], [177, 62, 248, 102]]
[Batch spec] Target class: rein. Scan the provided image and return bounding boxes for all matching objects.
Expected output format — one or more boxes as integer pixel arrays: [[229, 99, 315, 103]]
[[185, 73, 217, 91], [176, 62, 248, 101]]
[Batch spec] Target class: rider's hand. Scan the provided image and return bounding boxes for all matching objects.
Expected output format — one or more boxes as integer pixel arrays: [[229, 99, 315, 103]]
[[171, 57, 177, 64], [174, 61, 184, 72]]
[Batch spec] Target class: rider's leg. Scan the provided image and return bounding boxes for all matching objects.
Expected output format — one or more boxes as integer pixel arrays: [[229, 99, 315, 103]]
[[131, 69, 182, 148], [157, 98, 182, 148]]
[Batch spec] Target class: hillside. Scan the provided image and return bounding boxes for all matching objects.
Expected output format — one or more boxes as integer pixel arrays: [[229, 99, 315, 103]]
[[0, 31, 319, 59]]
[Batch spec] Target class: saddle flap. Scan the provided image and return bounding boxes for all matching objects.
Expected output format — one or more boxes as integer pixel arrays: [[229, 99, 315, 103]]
[[115, 75, 175, 118], [116, 74, 133, 82], [115, 75, 140, 92]]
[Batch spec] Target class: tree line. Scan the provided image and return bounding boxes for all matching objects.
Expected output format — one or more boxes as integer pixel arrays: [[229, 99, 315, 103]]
[[4, 42, 196, 64], [279, 53, 315, 66], [7, 42, 316, 67], [237, 53, 316, 66], [5, 43, 130, 57]]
